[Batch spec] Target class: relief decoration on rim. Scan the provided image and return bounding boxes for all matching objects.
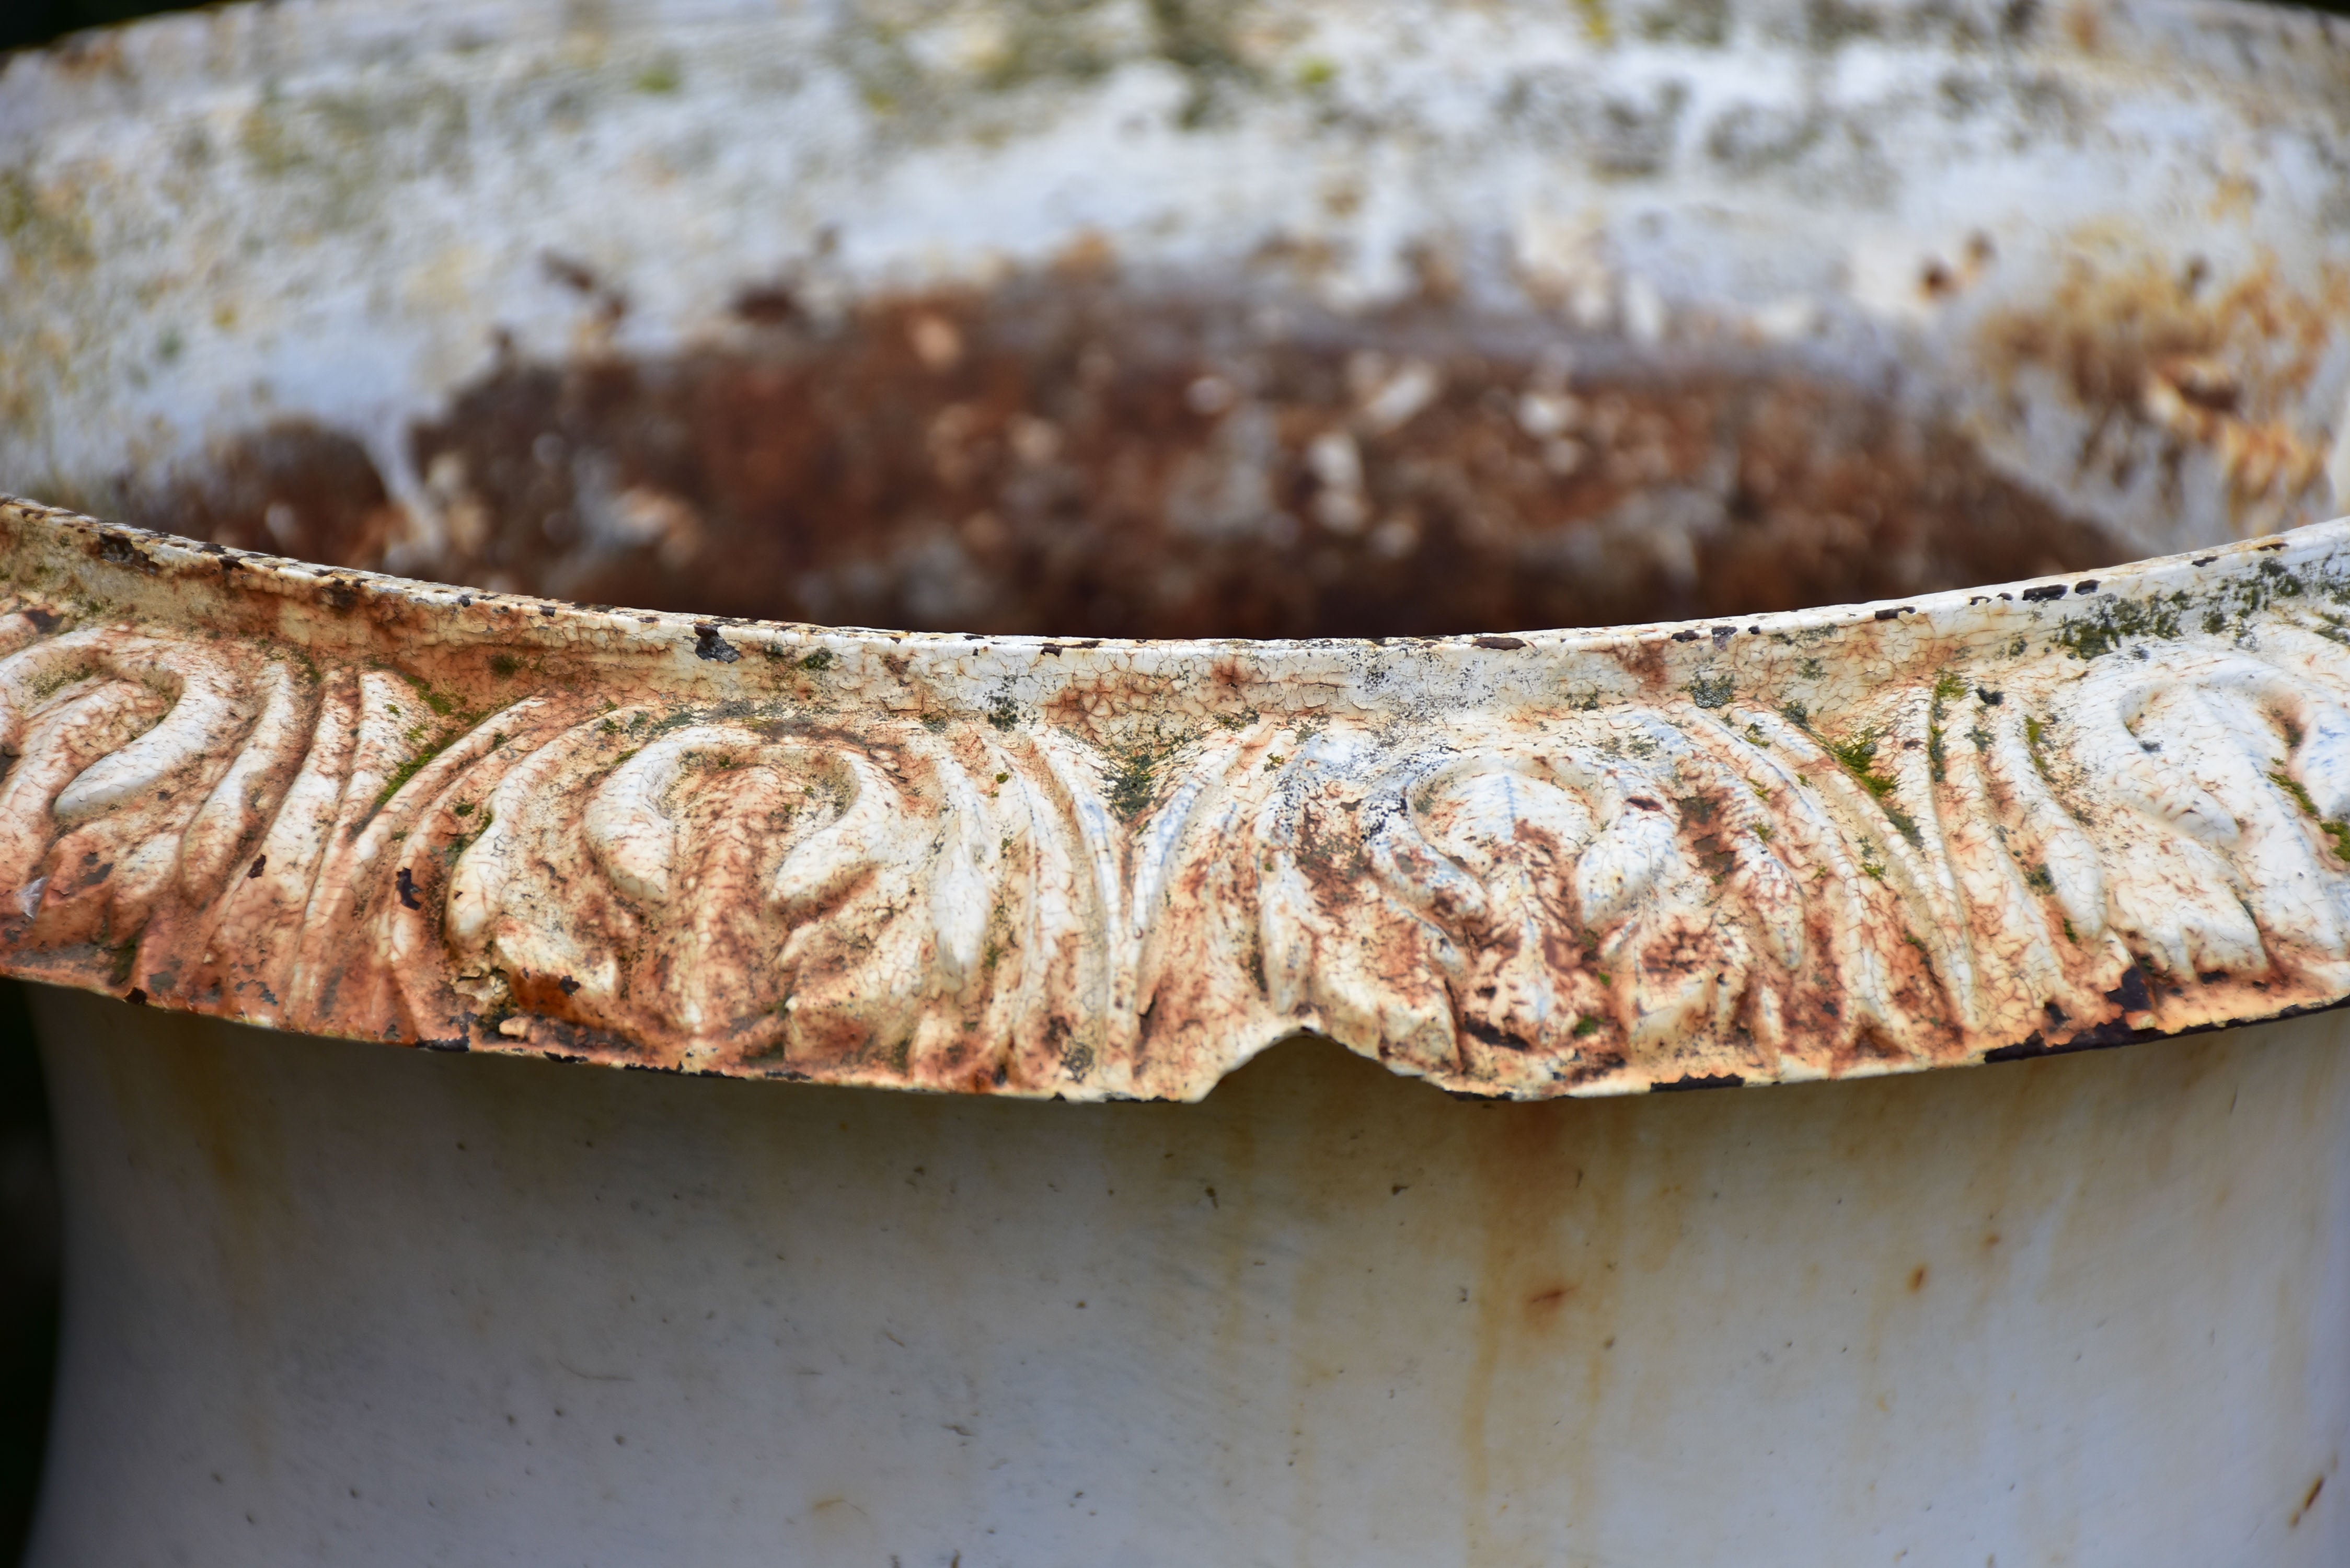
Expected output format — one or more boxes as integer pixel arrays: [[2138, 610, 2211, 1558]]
[[3, 498, 2349, 1100]]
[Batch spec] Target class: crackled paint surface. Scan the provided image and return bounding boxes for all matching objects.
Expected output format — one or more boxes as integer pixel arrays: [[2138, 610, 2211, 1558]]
[[5, 497, 2350, 1099]]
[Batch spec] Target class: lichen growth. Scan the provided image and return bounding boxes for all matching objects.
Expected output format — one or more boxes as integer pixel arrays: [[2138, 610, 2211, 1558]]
[[2055, 591, 2185, 661], [1928, 670, 1964, 782], [2270, 768, 2350, 862], [371, 737, 452, 813], [1108, 742, 1167, 818], [1826, 731, 1919, 845], [2023, 713, 2057, 783], [0, 166, 93, 271], [1825, 733, 1892, 798], [1687, 670, 1734, 709]]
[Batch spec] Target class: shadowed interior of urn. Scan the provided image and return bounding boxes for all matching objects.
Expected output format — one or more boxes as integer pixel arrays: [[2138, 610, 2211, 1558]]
[[122, 270, 2132, 639]]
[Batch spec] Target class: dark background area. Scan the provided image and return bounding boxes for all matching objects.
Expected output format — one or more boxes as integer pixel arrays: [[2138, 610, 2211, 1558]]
[[0, 983, 48, 1568], [1, 0, 2348, 1561], [19, 0, 2350, 52], [1, 0, 206, 52]]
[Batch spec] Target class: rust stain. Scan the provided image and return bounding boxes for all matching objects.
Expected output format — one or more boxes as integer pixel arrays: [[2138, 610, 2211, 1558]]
[[2290, 1473, 2324, 1528], [87, 273, 2130, 642], [2062, 1, 2100, 52], [111, 419, 406, 568], [1978, 249, 2350, 528], [1461, 1097, 1634, 1564]]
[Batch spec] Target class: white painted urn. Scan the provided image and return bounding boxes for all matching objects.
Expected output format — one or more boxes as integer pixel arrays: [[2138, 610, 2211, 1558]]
[[5, 0, 2350, 1561]]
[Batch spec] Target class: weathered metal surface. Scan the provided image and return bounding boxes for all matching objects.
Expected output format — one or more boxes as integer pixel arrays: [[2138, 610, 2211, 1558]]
[[9, 2, 2350, 1558], [2, 0, 2350, 1101], [25, 988, 2350, 1565], [5, 497, 2350, 1098]]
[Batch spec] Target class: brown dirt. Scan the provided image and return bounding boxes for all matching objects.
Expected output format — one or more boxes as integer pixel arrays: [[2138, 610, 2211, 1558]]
[[133, 278, 2127, 638]]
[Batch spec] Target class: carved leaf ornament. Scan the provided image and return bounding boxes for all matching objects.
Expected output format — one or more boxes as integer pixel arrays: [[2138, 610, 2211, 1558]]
[[5, 497, 2350, 1099]]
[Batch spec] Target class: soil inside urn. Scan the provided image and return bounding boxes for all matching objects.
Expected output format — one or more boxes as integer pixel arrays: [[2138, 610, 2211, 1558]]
[[122, 273, 2127, 638]]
